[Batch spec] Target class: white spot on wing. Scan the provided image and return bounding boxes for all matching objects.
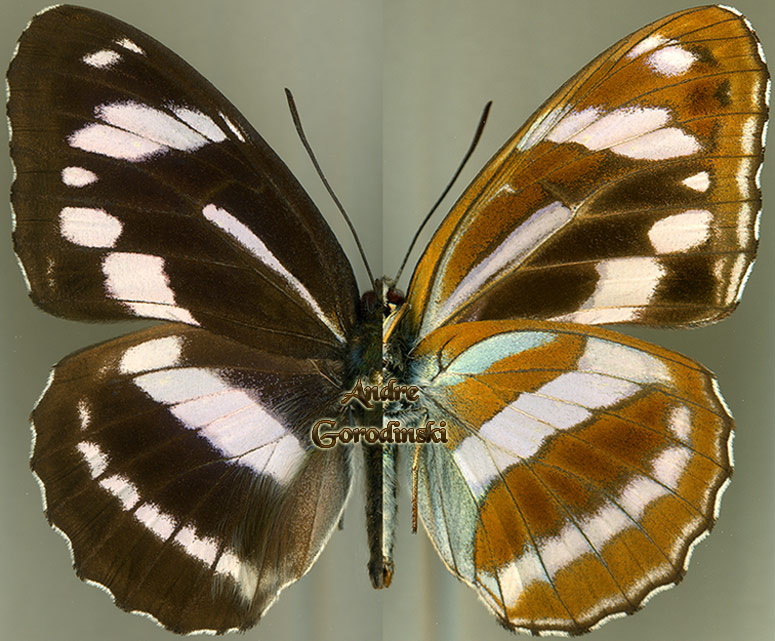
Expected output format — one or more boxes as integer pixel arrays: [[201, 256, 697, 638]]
[[651, 446, 690, 489], [626, 34, 669, 60], [60, 207, 122, 248], [77, 441, 108, 478], [134, 367, 307, 486], [219, 111, 246, 142], [610, 127, 700, 160], [682, 171, 710, 192], [547, 107, 602, 144], [61, 166, 98, 187], [538, 371, 640, 409], [619, 476, 667, 519], [135, 502, 177, 540], [96, 101, 210, 151], [541, 524, 590, 576], [119, 335, 183, 375], [551, 105, 700, 160], [99, 474, 140, 509], [555, 257, 665, 324], [724, 254, 749, 307], [646, 45, 696, 76], [741, 116, 758, 155], [102, 252, 198, 325], [509, 393, 592, 430], [115, 38, 144, 55], [668, 405, 692, 442], [77, 399, 91, 430], [202, 204, 344, 342], [576, 338, 671, 386], [83, 49, 121, 68], [174, 526, 218, 566], [736, 156, 754, 198], [172, 106, 227, 143], [134, 367, 228, 404], [68, 100, 228, 162], [69, 123, 165, 161], [565, 106, 670, 150], [648, 209, 712, 253], [215, 551, 258, 600]]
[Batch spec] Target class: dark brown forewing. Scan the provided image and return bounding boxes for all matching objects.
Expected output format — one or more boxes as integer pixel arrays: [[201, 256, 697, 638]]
[[8, 5, 358, 359], [31, 323, 351, 633], [400, 6, 768, 340], [410, 320, 732, 634]]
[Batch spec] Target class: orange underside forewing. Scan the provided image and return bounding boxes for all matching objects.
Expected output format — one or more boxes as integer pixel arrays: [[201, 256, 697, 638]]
[[396, 5, 768, 341]]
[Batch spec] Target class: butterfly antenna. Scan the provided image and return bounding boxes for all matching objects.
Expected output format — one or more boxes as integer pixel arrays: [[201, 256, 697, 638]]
[[285, 88, 376, 287], [394, 100, 492, 285]]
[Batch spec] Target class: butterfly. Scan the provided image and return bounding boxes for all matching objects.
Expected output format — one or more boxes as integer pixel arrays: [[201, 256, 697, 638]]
[[6, 3, 769, 637]]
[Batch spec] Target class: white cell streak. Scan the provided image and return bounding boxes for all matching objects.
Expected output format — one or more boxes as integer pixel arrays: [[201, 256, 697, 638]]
[[119, 335, 183, 375], [202, 204, 345, 342], [102, 252, 198, 325], [648, 209, 712, 253], [646, 45, 696, 77], [82, 49, 121, 68], [77, 440, 108, 478], [682, 171, 710, 192], [435, 201, 573, 326], [61, 166, 98, 187], [438, 331, 556, 381], [59, 207, 122, 248]]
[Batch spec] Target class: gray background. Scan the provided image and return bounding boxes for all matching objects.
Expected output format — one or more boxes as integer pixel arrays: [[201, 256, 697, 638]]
[[1, 1, 772, 640]]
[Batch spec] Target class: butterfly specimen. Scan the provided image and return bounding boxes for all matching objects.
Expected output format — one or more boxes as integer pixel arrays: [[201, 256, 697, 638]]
[[6, 2, 769, 636]]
